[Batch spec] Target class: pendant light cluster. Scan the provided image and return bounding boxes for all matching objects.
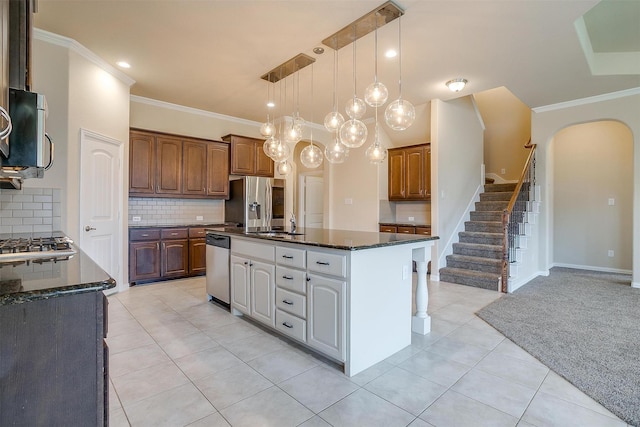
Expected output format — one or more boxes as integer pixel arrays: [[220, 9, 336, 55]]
[[320, 1, 414, 165], [259, 2, 413, 170]]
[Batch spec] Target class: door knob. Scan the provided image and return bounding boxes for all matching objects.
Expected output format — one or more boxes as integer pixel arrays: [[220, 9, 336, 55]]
[[85, 226, 96, 232]]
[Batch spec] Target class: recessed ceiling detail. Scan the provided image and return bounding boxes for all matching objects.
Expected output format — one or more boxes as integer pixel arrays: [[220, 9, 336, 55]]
[[575, 0, 640, 76]]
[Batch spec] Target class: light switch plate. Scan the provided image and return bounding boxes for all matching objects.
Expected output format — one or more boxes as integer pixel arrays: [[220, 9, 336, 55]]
[[196, 215, 204, 221], [132, 216, 141, 222]]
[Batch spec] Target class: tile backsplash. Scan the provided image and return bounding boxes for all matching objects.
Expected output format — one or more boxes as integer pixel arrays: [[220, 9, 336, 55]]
[[128, 197, 224, 226], [0, 188, 61, 234]]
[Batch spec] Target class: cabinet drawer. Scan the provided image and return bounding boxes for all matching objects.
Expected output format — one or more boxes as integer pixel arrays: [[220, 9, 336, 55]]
[[161, 228, 188, 240], [379, 225, 397, 233], [276, 246, 306, 269], [130, 228, 160, 241], [275, 266, 306, 294], [232, 239, 275, 262], [276, 288, 306, 318], [396, 226, 415, 234], [189, 227, 207, 238], [415, 227, 431, 235], [307, 251, 347, 278], [275, 309, 306, 342]]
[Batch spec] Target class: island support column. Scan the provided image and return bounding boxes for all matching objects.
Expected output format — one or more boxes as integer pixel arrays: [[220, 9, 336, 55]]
[[412, 260, 431, 335]]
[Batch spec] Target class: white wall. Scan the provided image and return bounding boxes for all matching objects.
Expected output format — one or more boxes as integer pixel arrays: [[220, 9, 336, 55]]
[[430, 96, 485, 273], [532, 91, 640, 287], [31, 30, 132, 291]]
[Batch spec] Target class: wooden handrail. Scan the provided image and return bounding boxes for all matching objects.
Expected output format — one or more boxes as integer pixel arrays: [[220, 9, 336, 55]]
[[501, 139, 536, 292]]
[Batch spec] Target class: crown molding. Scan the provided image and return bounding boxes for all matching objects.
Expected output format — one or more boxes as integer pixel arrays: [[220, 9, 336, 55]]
[[33, 28, 135, 87], [130, 95, 261, 127], [532, 87, 640, 113]]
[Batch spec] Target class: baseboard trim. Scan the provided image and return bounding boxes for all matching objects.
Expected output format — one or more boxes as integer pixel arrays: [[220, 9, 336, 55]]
[[508, 270, 548, 293], [552, 263, 632, 275], [631, 282, 639, 289]]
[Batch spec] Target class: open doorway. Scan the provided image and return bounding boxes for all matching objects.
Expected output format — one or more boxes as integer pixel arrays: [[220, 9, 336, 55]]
[[552, 120, 633, 273]]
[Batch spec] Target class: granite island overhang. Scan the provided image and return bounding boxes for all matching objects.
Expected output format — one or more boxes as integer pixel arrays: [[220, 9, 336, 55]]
[[206, 226, 438, 376]]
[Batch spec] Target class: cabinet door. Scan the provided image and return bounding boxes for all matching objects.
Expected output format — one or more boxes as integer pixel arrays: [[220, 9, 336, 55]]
[[307, 274, 346, 361], [161, 239, 189, 277], [230, 255, 251, 315], [207, 142, 230, 197], [388, 149, 405, 200], [405, 146, 424, 199], [129, 241, 161, 282], [189, 238, 206, 275], [156, 137, 183, 194], [423, 145, 431, 199], [183, 140, 207, 196], [251, 260, 276, 327], [255, 141, 274, 177], [229, 137, 256, 175], [129, 131, 155, 194]]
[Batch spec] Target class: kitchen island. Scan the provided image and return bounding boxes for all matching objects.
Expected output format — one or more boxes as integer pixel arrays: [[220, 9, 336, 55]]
[[207, 226, 438, 376], [0, 245, 115, 426]]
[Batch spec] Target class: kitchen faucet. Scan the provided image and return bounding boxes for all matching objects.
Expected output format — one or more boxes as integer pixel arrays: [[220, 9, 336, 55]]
[[290, 212, 296, 233]]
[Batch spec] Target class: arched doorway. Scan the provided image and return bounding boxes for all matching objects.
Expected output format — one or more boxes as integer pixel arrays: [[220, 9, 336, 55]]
[[551, 120, 633, 272]]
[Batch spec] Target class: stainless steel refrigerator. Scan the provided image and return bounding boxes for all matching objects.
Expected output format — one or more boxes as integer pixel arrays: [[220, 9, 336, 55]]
[[225, 177, 285, 229]]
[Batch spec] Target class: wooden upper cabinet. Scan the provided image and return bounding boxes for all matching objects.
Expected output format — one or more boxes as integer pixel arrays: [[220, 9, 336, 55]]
[[207, 142, 230, 197], [183, 140, 207, 196], [129, 129, 230, 199], [156, 136, 183, 194], [388, 143, 431, 201], [388, 149, 405, 199], [129, 131, 156, 194], [405, 146, 425, 199], [223, 134, 274, 177]]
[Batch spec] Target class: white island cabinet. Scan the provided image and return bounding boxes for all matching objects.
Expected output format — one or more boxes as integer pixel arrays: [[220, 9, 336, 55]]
[[223, 229, 437, 377]]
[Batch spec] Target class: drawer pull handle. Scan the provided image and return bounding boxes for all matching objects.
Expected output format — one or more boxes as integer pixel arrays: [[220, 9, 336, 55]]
[[282, 322, 293, 329], [141, 233, 149, 237], [171, 232, 178, 236], [316, 261, 330, 266], [282, 299, 293, 305], [282, 275, 293, 280], [282, 255, 294, 259]]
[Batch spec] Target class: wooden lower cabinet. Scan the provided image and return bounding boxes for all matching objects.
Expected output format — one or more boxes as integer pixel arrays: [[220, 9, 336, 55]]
[[129, 227, 207, 284], [0, 292, 108, 426]]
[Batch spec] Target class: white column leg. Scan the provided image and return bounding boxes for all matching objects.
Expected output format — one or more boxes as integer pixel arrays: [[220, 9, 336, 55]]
[[412, 261, 431, 335]]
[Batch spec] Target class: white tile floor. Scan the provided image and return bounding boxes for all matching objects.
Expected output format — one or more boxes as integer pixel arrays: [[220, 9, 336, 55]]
[[107, 276, 630, 427]]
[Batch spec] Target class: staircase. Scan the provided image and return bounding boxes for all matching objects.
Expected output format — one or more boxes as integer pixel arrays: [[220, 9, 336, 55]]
[[439, 183, 516, 291]]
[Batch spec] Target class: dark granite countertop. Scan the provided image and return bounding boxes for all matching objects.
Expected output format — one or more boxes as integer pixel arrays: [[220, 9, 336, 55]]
[[206, 226, 438, 251], [379, 222, 431, 228], [129, 223, 228, 229], [0, 244, 116, 306]]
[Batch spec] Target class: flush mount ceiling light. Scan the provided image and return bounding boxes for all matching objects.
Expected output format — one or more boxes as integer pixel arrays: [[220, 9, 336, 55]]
[[116, 61, 130, 69], [446, 78, 468, 92]]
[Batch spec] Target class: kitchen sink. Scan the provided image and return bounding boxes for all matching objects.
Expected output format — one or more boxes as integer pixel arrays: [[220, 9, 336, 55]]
[[250, 231, 304, 237]]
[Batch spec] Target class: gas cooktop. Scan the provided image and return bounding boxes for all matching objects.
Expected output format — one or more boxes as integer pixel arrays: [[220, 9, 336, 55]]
[[0, 234, 76, 262]]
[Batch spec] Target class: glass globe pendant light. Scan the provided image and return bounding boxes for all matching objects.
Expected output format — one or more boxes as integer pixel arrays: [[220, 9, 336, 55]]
[[300, 64, 323, 169], [324, 49, 344, 132], [366, 106, 387, 164], [284, 74, 304, 144], [260, 74, 276, 137], [385, 15, 415, 131], [364, 13, 388, 108], [263, 136, 279, 159], [345, 27, 366, 120], [339, 118, 368, 148], [325, 134, 348, 164], [277, 160, 292, 176]]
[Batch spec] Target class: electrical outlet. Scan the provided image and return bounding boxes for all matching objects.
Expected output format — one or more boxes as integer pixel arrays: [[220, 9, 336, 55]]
[[608, 198, 615, 206], [196, 215, 203, 221], [408, 216, 415, 221], [501, 168, 506, 174], [132, 216, 141, 222], [402, 265, 409, 280], [345, 198, 353, 205], [608, 250, 614, 257]]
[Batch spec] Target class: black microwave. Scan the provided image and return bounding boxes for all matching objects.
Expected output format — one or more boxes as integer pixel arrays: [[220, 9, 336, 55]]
[[2, 88, 52, 170]]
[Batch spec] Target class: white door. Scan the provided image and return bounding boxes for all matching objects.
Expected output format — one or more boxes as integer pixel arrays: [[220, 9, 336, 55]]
[[300, 175, 324, 229], [79, 129, 123, 291]]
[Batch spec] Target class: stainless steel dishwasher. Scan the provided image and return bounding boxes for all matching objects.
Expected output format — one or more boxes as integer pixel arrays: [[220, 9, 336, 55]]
[[206, 233, 230, 307]]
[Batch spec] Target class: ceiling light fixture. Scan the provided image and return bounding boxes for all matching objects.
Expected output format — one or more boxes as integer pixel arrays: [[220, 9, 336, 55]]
[[116, 61, 130, 69], [324, 48, 344, 132], [384, 15, 415, 131], [340, 25, 368, 149], [364, 13, 388, 107], [300, 64, 323, 169], [446, 78, 468, 92]]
